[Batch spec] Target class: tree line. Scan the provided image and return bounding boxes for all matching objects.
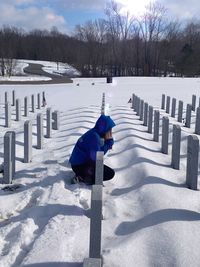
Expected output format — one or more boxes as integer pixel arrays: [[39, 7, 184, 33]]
[[1, 1, 200, 77]]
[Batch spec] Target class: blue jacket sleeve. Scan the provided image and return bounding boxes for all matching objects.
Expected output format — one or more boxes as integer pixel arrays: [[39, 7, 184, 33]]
[[88, 135, 114, 161], [103, 138, 114, 154]]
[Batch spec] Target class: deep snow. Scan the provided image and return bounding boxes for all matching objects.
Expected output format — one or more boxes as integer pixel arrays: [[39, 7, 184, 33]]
[[0, 76, 200, 266]]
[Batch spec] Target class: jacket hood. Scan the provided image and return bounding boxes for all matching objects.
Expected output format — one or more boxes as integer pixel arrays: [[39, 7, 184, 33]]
[[94, 115, 116, 135]]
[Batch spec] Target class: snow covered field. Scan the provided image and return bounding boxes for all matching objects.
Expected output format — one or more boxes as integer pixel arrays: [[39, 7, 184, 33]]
[[0, 59, 80, 81], [0, 76, 200, 266]]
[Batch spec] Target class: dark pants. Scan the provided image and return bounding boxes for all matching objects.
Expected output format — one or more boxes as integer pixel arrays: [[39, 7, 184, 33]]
[[71, 161, 115, 184]]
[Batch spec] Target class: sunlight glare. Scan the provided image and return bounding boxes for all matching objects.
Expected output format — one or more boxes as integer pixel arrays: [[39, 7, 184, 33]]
[[116, 0, 154, 16]]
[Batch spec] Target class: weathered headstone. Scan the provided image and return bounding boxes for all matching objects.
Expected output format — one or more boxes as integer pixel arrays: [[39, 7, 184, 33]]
[[185, 104, 192, 128], [177, 100, 183, 123], [171, 124, 181, 169], [148, 105, 153, 133], [153, 110, 160, 142], [24, 120, 32, 163], [186, 135, 199, 190], [162, 116, 169, 154], [37, 113, 43, 149]]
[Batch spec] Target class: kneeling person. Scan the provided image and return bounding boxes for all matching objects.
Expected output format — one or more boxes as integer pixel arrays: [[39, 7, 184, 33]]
[[69, 114, 115, 184]]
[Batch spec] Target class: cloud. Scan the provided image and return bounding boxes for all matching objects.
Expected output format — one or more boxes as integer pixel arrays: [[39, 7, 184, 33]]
[[53, 0, 106, 10], [0, 2, 68, 33], [159, 0, 200, 20]]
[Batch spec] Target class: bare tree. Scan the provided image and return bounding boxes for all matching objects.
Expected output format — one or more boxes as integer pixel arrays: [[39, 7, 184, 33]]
[[137, 1, 167, 75], [105, 0, 135, 75]]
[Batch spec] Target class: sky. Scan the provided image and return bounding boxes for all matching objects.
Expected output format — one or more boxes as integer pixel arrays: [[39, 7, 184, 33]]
[[0, 0, 200, 34]]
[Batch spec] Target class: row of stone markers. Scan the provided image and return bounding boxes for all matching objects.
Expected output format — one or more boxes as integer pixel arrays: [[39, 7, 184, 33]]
[[4, 90, 45, 108], [2, 107, 60, 184], [161, 94, 200, 132], [132, 93, 200, 190], [4, 91, 46, 128], [84, 93, 106, 267], [101, 92, 105, 115]]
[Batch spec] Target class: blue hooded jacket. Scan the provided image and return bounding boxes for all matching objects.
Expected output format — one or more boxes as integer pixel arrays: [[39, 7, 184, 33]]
[[69, 115, 116, 166]]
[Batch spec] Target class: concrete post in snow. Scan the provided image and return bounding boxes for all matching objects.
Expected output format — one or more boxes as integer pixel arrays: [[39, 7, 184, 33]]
[[136, 97, 140, 116], [7, 131, 16, 177], [3, 132, 12, 184], [101, 93, 105, 115], [161, 94, 165, 109], [24, 96, 29, 117], [162, 116, 169, 154], [52, 110, 60, 130], [89, 184, 103, 259], [153, 110, 160, 142], [185, 104, 192, 128], [192, 94, 196, 111], [37, 113, 43, 149], [46, 107, 52, 138], [186, 135, 199, 190], [178, 100, 183, 123], [24, 120, 32, 163], [3, 131, 15, 184], [133, 95, 137, 111], [166, 96, 170, 114], [5, 102, 11, 128], [139, 100, 144, 121], [31, 94, 35, 113], [132, 93, 135, 109], [171, 98, 176, 118], [148, 105, 153, 134], [37, 93, 41, 109], [83, 258, 102, 267], [171, 124, 181, 170], [12, 90, 15, 106], [95, 151, 104, 185], [16, 99, 21, 121], [195, 107, 200, 135], [143, 102, 148, 126], [5, 92, 8, 105]]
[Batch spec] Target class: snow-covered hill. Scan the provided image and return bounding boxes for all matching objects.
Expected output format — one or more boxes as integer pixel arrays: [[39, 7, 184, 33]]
[[0, 59, 80, 82], [0, 76, 200, 266]]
